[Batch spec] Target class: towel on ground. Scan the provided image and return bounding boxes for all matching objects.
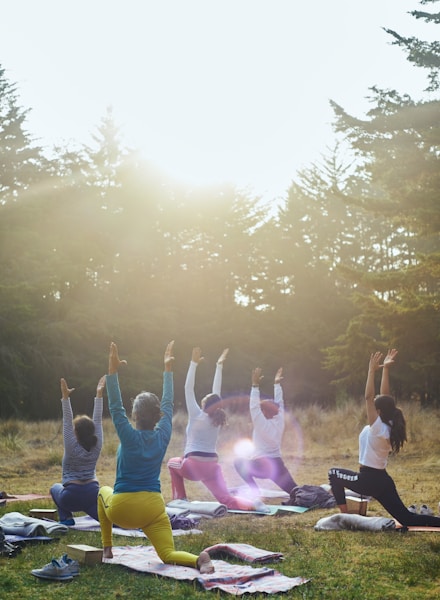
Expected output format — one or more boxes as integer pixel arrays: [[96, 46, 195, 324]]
[[315, 513, 395, 532], [0, 511, 69, 537], [71, 515, 201, 537], [204, 543, 284, 563], [229, 486, 290, 500], [104, 545, 309, 595], [166, 499, 228, 518]]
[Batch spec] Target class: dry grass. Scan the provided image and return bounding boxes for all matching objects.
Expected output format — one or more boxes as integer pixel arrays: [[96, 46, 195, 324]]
[[2, 402, 440, 599], [2, 400, 440, 509]]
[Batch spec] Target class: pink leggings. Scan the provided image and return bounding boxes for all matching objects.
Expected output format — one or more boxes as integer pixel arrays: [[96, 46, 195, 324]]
[[167, 456, 255, 510]]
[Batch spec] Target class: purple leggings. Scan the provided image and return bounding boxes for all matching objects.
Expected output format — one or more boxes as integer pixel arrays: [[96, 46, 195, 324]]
[[234, 456, 297, 495]]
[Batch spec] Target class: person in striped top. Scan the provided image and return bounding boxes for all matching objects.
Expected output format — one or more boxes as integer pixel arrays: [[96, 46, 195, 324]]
[[50, 376, 104, 525]]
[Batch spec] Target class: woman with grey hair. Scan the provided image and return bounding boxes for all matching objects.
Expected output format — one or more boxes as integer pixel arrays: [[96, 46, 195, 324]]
[[97, 341, 214, 573]]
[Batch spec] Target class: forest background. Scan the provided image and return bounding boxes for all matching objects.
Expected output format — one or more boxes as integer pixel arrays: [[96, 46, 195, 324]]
[[0, 1, 439, 420]]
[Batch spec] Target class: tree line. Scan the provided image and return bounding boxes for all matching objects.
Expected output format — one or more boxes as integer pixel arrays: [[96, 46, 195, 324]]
[[0, 2, 439, 419]]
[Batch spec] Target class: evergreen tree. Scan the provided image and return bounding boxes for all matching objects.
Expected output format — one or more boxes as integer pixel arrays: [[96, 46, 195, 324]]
[[324, 2, 440, 403]]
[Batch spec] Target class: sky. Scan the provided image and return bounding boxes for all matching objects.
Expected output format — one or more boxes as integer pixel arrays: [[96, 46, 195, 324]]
[[0, 0, 436, 203]]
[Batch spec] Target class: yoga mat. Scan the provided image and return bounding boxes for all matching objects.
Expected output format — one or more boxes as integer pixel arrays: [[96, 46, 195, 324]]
[[104, 545, 309, 595], [0, 494, 52, 503], [71, 515, 202, 537], [228, 504, 309, 516], [394, 520, 440, 532]]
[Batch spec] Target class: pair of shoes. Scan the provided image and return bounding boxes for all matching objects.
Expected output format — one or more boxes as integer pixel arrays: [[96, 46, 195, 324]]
[[407, 504, 434, 516], [31, 558, 74, 581], [31, 554, 80, 581]]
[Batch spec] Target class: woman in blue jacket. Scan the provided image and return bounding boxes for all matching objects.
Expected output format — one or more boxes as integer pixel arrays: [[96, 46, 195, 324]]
[[97, 341, 213, 574]]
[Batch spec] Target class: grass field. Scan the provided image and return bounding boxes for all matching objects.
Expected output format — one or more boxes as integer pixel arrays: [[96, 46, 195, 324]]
[[1, 401, 440, 599]]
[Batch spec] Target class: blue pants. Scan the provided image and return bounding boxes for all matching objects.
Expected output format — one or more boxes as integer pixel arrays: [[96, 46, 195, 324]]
[[50, 481, 99, 522]]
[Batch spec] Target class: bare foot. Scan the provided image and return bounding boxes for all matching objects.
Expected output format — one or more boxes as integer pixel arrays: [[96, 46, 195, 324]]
[[197, 550, 214, 574], [103, 546, 113, 559]]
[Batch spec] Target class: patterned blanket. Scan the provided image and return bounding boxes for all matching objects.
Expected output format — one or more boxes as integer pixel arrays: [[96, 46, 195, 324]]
[[104, 545, 309, 595]]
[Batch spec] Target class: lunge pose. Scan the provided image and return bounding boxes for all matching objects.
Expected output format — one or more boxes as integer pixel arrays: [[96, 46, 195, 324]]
[[98, 341, 214, 573], [329, 349, 440, 527], [168, 347, 263, 511], [234, 367, 297, 497], [50, 376, 104, 525]]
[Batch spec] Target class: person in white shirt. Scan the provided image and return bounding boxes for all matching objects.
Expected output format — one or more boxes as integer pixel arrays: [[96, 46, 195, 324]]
[[234, 367, 298, 497], [329, 349, 440, 527], [167, 347, 259, 510]]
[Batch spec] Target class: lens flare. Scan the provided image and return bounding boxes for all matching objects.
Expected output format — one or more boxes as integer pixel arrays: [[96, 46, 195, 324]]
[[233, 438, 255, 458]]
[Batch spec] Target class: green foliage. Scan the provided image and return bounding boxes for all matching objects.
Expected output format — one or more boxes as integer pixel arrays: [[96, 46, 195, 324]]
[[0, 2, 439, 417]]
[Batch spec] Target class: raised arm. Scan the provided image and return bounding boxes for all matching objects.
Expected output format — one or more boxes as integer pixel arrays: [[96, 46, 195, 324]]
[[273, 367, 284, 407], [184, 347, 203, 417], [365, 352, 382, 425], [212, 348, 229, 396], [60, 378, 76, 451], [380, 348, 398, 396]]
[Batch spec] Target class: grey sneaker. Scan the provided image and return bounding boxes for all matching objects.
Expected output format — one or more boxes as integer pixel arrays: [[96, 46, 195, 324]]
[[420, 504, 434, 516], [408, 504, 418, 514], [59, 553, 80, 576], [31, 558, 73, 581]]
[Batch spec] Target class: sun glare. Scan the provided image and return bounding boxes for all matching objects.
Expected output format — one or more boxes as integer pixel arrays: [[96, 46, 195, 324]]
[[233, 438, 255, 458]]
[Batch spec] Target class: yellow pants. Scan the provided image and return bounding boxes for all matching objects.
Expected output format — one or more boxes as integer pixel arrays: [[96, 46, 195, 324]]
[[98, 486, 198, 567]]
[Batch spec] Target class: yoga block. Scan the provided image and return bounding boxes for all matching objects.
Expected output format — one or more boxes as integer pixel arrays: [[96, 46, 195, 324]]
[[29, 508, 58, 520], [66, 544, 103, 565], [346, 497, 368, 516]]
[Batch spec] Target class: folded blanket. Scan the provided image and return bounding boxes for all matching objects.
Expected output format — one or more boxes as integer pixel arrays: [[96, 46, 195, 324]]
[[167, 499, 228, 518], [104, 545, 309, 595], [314, 513, 395, 532], [204, 543, 284, 563], [229, 486, 290, 500], [0, 511, 69, 537]]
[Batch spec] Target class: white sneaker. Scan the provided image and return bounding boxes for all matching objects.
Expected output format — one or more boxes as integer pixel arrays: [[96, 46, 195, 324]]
[[420, 504, 434, 516], [407, 504, 418, 514]]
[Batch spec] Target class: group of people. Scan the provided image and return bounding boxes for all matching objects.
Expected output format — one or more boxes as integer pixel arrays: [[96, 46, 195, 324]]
[[50, 342, 440, 575]]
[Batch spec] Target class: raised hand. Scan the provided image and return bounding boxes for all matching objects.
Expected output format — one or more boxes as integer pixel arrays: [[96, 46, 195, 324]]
[[368, 351, 383, 373], [164, 340, 175, 372], [217, 348, 229, 365], [108, 342, 127, 375], [60, 378, 75, 400], [191, 347, 204, 364], [252, 367, 264, 387], [96, 375, 106, 398], [274, 367, 283, 384], [383, 348, 398, 368]]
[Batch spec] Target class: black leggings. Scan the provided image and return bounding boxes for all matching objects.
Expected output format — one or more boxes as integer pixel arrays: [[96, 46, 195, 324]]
[[328, 466, 440, 527]]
